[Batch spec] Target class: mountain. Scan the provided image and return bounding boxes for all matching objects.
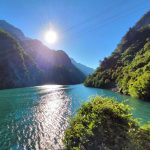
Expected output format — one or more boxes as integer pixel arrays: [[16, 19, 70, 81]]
[[20, 39, 85, 84], [0, 30, 42, 89], [0, 20, 85, 89], [0, 20, 25, 40], [134, 11, 150, 30], [71, 58, 94, 76], [84, 11, 150, 100]]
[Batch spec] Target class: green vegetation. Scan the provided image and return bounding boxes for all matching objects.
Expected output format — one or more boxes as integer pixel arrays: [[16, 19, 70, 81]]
[[63, 97, 150, 150], [0, 29, 42, 89], [118, 41, 150, 99], [0, 21, 86, 89], [84, 13, 150, 100]]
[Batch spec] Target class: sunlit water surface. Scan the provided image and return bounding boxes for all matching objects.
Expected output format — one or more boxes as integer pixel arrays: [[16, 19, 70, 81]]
[[0, 84, 150, 149]]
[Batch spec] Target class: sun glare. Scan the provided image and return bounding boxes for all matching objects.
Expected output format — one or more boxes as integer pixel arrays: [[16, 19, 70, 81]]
[[44, 30, 58, 44]]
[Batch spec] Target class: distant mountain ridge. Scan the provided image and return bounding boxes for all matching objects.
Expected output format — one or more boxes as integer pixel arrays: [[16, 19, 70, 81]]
[[71, 58, 94, 76], [0, 20, 85, 89], [84, 11, 150, 100]]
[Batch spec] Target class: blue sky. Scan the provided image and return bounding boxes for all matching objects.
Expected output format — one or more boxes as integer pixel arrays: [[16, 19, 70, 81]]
[[0, 0, 149, 68]]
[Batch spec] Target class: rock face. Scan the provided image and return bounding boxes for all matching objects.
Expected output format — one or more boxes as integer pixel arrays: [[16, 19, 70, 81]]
[[84, 11, 150, 100], [0, 21, 85, 89], [71, 58, 94, 76]]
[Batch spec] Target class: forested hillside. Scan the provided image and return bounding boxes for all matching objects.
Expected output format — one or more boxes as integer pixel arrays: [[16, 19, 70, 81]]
[[0, 21, 85, 89], [0, 30, 42, 89], [84, 11, 150, 100]]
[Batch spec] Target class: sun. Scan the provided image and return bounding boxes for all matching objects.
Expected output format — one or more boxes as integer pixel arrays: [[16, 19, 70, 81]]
[[44, 30, 58, 44]]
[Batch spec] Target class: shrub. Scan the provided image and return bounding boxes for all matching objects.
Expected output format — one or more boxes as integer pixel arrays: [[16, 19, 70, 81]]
[[63, 96, 150, 150], [63, 97, 150, 150]]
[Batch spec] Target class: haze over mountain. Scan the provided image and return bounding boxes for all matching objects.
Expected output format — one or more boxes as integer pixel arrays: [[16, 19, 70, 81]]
[[0, 20, 85, 89], [85, 11, 150, 100], [71, 58, 94, 76]]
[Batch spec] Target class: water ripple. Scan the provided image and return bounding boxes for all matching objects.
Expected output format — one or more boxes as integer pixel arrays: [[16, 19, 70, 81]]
[[0, 85, 71, 150], [1, 84, 150, 149]]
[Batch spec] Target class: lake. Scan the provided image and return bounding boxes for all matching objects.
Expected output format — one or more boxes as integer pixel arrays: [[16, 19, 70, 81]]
[[0, 84, 150, 149]]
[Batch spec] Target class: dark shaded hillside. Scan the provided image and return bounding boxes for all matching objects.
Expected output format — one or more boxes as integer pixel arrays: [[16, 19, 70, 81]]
[[21, 39, 85, 84], [0, 30, 42, 89], [0, 20, 25, 40], [0, 20, 85, 89], [22, 39, 73, 70], [134, 11, 150, 30], [84, 11, 150, 100], [71, 58, 94, 76]]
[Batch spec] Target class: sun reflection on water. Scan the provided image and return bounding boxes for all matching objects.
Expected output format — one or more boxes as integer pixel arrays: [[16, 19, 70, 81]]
[[0, 85, 71, 150], [32, 86, 71, 149], [1, 84, 150, 149]]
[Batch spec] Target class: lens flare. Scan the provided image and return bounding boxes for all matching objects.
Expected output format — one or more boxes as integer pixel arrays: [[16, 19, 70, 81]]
[[44, 30, 58, 44]]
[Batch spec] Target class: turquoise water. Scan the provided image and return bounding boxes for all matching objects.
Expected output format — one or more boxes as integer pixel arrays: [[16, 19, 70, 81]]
[[0, 84, 150, 149]]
